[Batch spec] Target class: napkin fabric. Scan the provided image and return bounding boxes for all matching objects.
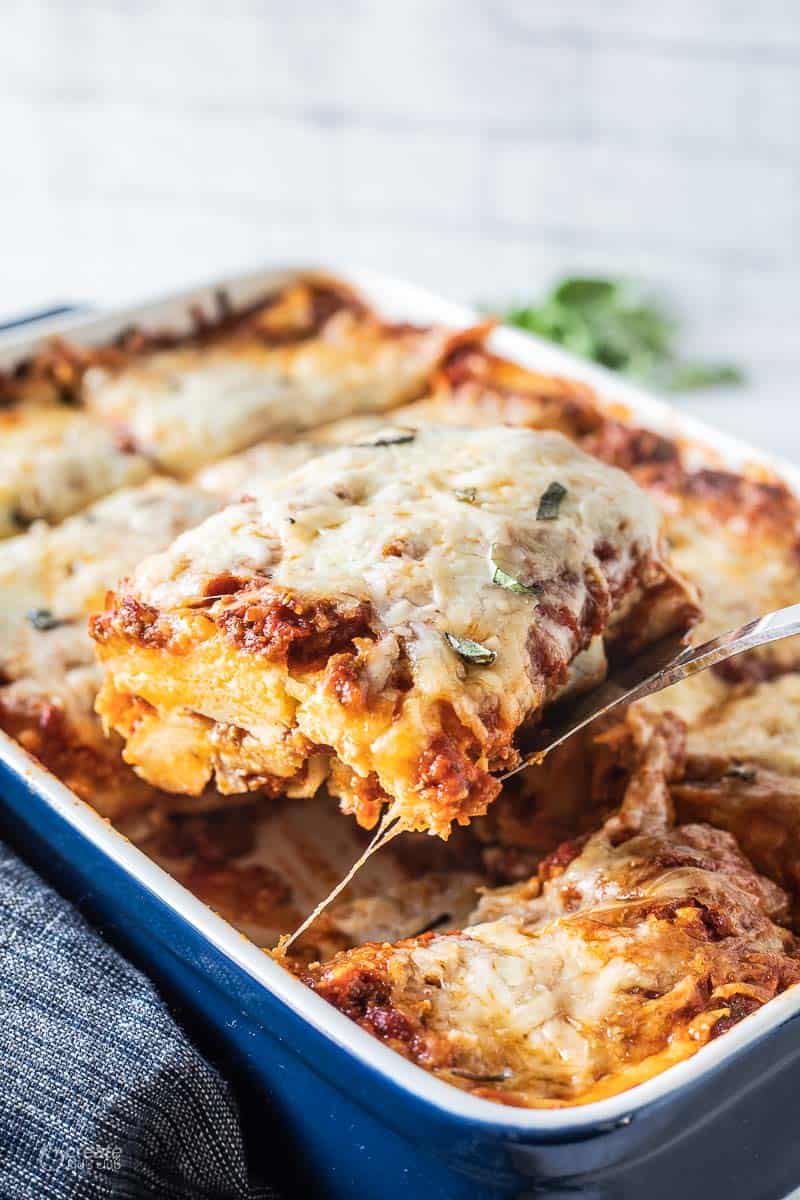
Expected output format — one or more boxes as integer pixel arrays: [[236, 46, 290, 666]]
[[0, 838, 275, 1200]]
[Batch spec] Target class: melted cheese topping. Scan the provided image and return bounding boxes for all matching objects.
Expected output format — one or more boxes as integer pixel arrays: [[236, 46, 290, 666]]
[[685, 675, 800, 778], [1, 280, 798, 1115], [664, 502, 797, 643], [84, 314, 453, 475], [0, 406, 151, 538], [0, 478, 217, 683], [92, 427, 694, 836], [0, 480, 220, 824], [191, 415, 391, 499], [194, 439, 323, 497], [300, 715, 799, 1107], [643, 499, 799, 720]]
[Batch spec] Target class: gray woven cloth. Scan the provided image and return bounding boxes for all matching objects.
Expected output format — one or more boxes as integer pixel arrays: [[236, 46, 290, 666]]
[[0, 839, 275, 1199]]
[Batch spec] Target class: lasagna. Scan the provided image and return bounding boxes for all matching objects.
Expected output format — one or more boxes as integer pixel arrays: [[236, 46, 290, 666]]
[[299, 714, 800, 1108], [0, 275, 459, 524], [0, 271, 797, 1114], [394, 342, 800, 721], [671, 674, 800, 925], [0, 478, 218, 823], [0, 405, 151, 539], [91, 426, 697, 837], [82, 294, 463, 476]]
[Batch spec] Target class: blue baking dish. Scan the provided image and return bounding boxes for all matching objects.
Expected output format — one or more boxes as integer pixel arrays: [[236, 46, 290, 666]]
[[1, 272, 799, 1200]]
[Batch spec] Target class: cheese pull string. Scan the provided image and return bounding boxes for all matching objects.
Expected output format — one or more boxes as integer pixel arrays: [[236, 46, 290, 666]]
[[274, 811, 405, 956]]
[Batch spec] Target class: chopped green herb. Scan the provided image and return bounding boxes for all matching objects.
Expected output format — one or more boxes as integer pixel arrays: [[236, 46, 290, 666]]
[[493, 276, 744, 393], [536, 481, 567, 521], [26, 608, 67, 631], [356, 429, 416, 448], [490, 544, 538, 594], [444, 632, 496, 666], [454, 486, 478, 504]]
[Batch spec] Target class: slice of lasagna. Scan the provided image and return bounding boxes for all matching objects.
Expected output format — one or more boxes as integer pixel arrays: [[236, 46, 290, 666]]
[[671, 674, 800, 926], [0, 478, 217, 683], [638, 467, 800, 720], [82, 291, 463, 477], [91, 426, 697, 838], [0, 405, 152, 538], [0, 479, 218, 824], [0, 276, 382, 531], [298, 714, 800, 1108]]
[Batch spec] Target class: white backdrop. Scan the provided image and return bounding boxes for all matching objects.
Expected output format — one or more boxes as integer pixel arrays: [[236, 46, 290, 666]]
[[1, 0, 798, 457]]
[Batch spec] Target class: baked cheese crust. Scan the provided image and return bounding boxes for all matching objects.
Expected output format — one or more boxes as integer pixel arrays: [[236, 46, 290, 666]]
[[670, 674, 800, 925], [0, 477, 217, 683], [191, 413, 396, 499], [2, 275, 799, 1115], [0, 479, 218, 822], [194, 438, 324, 498], [299, 714, 799, 1108], [0, 276, 381, 528], [0, 406, 151, 538], [91, 426, 697, 837], [83, 312, 460, 476], [401, 342, 800, 721]]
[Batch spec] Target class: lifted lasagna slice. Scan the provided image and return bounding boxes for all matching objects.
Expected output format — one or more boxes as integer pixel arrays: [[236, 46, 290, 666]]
[[194, 438, 325, 499], [92, 426, 697, 838], [299, 715, 800, 1108]]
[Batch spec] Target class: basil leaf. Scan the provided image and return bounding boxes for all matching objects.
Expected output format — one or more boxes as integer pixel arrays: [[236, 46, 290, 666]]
[[355, 428, 415, 447], [26, 608, 68, 631], [454, 486, 478, 504], [490, 545, 538, 594], [536, 481, 567, 521], [444, 632, 496, 666]]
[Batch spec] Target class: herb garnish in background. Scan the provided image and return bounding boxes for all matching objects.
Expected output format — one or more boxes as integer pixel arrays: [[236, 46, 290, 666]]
[[496, 277, 743, 392]]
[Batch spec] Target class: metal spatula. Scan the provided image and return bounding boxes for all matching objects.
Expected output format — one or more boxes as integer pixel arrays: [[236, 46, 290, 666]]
[[502, 603, 800, 780]]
